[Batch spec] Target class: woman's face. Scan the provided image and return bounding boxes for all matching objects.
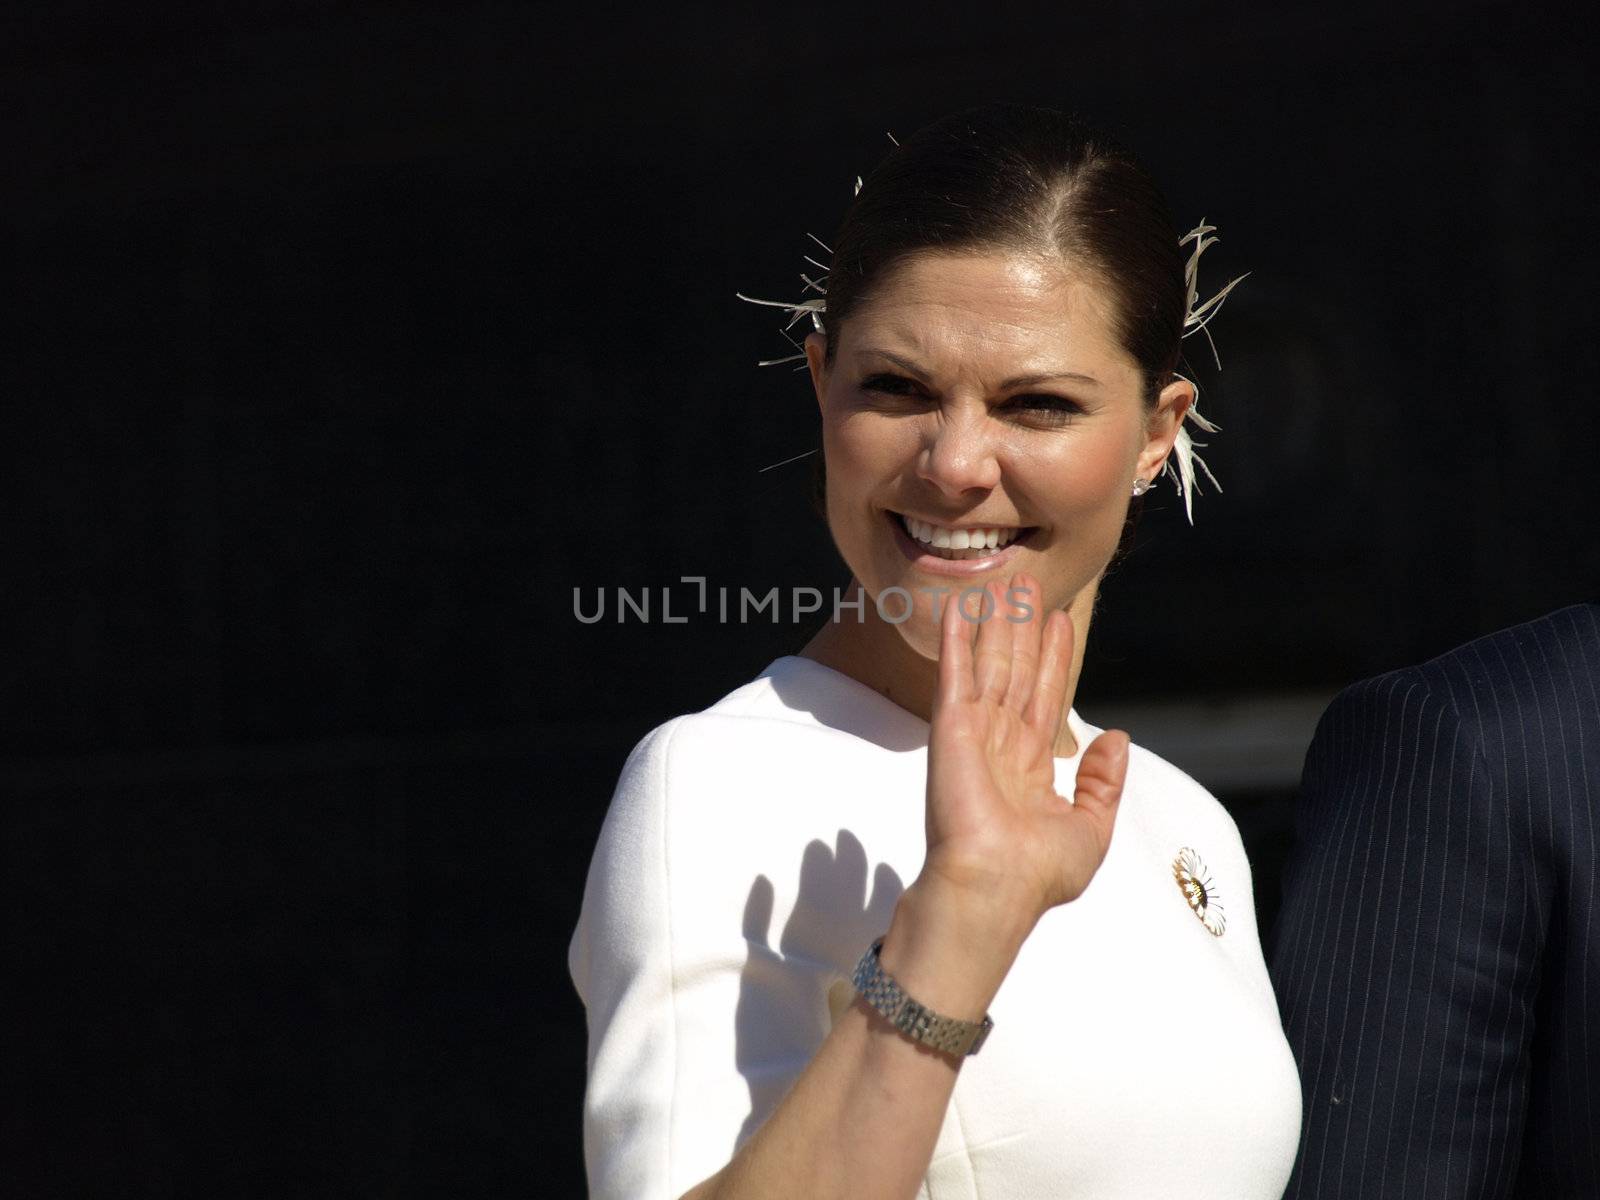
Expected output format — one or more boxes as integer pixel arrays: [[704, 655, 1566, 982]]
[[804, 248, 1191, 660]]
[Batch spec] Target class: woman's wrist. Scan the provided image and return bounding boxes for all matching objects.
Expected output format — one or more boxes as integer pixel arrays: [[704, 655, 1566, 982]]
[[876, 875, 1035, 1023]]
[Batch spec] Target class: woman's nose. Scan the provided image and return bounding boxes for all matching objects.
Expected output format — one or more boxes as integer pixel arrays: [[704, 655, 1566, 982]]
[[916, 413, 1001, 497]]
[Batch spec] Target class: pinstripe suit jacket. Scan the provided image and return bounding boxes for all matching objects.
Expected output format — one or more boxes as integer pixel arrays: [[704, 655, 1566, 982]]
[[1269, 603, 1600, 1198]]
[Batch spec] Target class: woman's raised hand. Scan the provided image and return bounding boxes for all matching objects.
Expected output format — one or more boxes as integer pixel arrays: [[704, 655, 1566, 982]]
[[919, 573, 1129, 933]]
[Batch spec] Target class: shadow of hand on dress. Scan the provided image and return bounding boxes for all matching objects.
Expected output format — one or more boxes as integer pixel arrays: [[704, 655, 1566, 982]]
[[734, 829, 904, 1149]]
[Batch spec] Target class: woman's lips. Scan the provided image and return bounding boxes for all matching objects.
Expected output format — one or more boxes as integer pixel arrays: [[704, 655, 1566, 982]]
[[885, 510, 1033, 577]]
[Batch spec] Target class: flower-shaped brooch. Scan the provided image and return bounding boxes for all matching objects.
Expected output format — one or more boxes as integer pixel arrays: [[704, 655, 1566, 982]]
[[1172, 847, 1227, 937]]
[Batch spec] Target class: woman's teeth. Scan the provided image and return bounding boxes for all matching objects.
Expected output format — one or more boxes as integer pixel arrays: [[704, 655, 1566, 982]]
[[899, 514, 1025, 560]]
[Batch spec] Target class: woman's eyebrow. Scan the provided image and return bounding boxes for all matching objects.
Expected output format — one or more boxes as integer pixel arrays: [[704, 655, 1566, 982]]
[[857, 348, 1101, 389], [857, 349, 933, 382], [999, 370, 1102, 389]]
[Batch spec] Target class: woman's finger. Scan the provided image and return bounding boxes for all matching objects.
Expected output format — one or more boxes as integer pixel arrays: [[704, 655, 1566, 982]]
[[1072, 729, 1129, 820], [971, 581, 1014, 702], [1001, 574, 1041, 714], [936, 586, 978, 708], [1025, 608, 1074, 732], [1046, 729, 1129, 901]]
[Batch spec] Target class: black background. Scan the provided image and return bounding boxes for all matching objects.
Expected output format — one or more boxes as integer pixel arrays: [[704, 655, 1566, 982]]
[[5, 2, 1598, 1196]]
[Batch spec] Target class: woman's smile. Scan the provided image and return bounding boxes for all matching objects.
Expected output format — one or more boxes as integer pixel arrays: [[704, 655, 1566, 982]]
[[885, 509, 1039, 576]]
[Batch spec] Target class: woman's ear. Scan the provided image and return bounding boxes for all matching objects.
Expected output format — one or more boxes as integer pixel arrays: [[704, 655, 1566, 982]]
[[804, 331, 829, 415], [1136, 376, 1196, 481]]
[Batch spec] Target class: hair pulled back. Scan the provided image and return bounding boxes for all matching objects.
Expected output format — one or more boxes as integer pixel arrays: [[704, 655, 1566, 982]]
[[822, 103, 1187, 407]]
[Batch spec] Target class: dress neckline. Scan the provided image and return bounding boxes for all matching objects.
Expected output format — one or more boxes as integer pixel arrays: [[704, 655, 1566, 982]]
[[757, 654, 1093, 763]]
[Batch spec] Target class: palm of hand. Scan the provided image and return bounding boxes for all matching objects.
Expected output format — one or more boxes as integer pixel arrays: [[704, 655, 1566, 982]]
[[922, 576, 1128, 920]]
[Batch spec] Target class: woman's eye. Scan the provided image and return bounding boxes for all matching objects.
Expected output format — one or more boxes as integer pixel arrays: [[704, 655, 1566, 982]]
[[860, 373, 923, 396], [1006, 394, 1083, 421], [858, 376, 1082, 422]]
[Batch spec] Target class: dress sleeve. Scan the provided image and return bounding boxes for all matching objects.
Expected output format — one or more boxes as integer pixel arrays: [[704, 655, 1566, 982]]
[[568, 718, 693, 1199], [570, 717, 824, 1199], [1268, 669, 1542, 1199]]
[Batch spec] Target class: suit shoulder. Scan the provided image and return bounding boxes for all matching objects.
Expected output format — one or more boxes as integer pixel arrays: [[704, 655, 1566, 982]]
[[1318, 604, 1598, 724], [1434, 600, 1598, 667], [1407, 602, 1599, 736], [1312, 664, 1449, 744], [1300, 667, 1478, 813], [1424, 602, 1599, 675]]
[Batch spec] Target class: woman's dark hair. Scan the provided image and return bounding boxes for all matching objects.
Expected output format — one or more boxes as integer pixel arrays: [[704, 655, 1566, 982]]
[[821, 103, 1187, 402]]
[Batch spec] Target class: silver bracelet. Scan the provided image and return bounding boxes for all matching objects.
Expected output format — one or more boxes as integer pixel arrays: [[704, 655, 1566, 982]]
[[850, 937, 994, 1057]]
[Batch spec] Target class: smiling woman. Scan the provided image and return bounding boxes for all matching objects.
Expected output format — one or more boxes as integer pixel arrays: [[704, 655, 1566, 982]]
[[569, 103, 1302, 1200], [801, 251, 1187, 694]]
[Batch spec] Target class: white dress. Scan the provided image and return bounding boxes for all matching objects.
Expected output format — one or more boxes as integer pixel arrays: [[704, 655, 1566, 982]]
[[568, 656, 1303, 1199]]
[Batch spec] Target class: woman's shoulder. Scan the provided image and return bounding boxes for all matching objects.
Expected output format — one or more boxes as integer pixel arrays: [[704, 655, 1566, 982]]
[[1076, 716, 1246, 849], [1075, 720, 1263, 938], [615, 662, 843, 776], [604, 658, 898, 821], [572, 671, 813, 972], [619, 655, 929, 784]]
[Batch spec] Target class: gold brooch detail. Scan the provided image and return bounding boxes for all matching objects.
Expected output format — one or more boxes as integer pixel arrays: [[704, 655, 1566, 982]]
[[1172, 847, 1226, 937]]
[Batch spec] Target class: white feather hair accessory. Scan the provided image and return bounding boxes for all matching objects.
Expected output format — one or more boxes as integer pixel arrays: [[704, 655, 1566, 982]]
[[1165, 219, 1249, 523], [737, 172, 1246, 523]]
